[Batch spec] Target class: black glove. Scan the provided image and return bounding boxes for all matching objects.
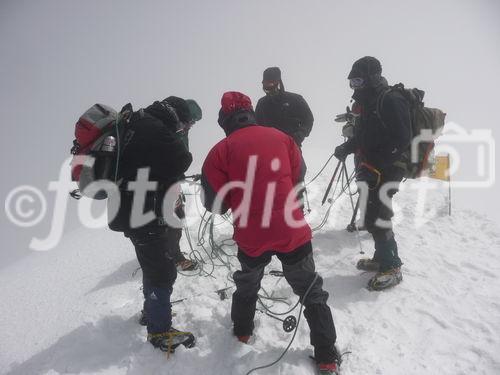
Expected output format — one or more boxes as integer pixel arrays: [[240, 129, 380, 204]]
[[174, 194, 186, 220], [356, 163, 382, 189], [334, 143, 350, 161]]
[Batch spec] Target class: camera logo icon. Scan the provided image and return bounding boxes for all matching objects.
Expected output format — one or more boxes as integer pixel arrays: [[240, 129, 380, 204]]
[[413, 122, 495, 188]]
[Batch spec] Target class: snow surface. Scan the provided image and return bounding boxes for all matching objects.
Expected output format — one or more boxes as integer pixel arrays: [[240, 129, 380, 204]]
[[1, 175, 500, 375]]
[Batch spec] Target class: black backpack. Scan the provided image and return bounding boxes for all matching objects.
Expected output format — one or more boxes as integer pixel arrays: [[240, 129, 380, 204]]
[[376, 83, 446, 178]]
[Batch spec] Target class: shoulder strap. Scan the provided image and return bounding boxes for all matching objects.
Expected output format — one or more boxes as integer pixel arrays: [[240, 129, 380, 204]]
[[111, 104, 135, 183], [375, 86, 394, 128], [375, 83, 410, 127]]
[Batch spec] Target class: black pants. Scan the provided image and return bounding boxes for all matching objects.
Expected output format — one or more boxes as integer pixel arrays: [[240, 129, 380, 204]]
[[232, 241, 338, 363], [168, 226, 187, 263], [363, 167, 405, 271], [126, 227, 178, 334]]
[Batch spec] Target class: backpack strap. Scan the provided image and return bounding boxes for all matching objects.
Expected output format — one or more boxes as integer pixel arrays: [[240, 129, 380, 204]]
[[375, 83, 409, 127], [111, 104, 135, 183], [374, 83, 414, 174], [375, 86, 394, 128]]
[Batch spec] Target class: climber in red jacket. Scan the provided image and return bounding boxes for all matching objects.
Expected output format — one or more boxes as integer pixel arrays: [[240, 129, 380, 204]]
[[201, 91, 341, 374]]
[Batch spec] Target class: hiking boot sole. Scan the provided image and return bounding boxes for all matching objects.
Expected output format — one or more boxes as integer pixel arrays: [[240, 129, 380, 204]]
[[367, 272, 402, 291]]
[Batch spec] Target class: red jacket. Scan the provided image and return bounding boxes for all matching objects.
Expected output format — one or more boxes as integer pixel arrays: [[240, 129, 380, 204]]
[[201, 122, 311, 257]]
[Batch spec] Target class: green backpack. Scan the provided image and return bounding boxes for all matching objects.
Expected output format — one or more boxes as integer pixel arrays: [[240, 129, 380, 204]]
[[376, 83, 446, 179]]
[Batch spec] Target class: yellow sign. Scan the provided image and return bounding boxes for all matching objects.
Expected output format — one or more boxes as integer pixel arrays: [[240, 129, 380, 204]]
[[431, 154, 450, 181]]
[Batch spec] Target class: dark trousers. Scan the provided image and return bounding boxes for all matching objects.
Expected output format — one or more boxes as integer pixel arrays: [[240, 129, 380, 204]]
[[127, 227, 178, 334], [363, 168, 405, 271], [168, 226, 186, 263], [232, 241, 338, 363]]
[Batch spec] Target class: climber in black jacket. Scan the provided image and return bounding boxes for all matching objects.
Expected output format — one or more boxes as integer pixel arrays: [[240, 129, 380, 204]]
[[334, 56, 412, 291], [255, 67, 314, 147], [107, 98, 195, 353]]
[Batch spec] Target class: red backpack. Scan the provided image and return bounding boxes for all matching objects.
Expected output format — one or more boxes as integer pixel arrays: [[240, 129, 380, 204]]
[[70, 103, 132, 199]]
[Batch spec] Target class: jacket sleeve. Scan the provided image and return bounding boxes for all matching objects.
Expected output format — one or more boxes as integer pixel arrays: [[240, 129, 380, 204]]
[[201, 144, 230, 214], [255, 97, 266, 125], [342, 137, 357, 155], [374, 93, 412, 170], [296, 95, 314, 138], [289, 136, 305, 185]]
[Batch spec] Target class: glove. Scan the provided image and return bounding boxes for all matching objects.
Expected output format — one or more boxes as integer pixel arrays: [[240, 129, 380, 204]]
[[334, 143, 350, 161], [174, 194, 186, 219], [356, 163, 382, 189]]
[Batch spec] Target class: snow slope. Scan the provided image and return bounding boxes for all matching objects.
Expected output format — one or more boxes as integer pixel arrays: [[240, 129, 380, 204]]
[[1, 175, 500, 375]]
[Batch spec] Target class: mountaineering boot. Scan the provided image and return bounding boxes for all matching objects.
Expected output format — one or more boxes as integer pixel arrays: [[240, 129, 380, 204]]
[[356, 258, 380, 272], [148, 327, 195, 352], [236, 335, 251, 344], [368, 267, 402, 291], [318, 362, 340, 374], [316, 345, 341, 374], [176, 259, 199, 272]]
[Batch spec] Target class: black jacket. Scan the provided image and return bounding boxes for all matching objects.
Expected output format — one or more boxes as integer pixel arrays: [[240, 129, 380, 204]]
[[108, 109, 192, 232], [344, 84, 412, 172], [255, 91, 313, 146], [119, 110, 192, 182]]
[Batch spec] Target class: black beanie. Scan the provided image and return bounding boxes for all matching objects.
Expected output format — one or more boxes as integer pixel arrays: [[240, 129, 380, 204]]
[[348, 56, 382, 79], [263, 67, 281, 82], [163, 96, 191, 123]]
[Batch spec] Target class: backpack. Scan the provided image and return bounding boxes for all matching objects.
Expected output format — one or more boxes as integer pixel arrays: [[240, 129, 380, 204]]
[[376, 83, 446, 179], [70, 103, 132, 199]]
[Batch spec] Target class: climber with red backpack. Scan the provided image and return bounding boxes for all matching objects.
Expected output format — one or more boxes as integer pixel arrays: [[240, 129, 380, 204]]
[[70, 98, 200, 353], [334, 56, 445, 291]]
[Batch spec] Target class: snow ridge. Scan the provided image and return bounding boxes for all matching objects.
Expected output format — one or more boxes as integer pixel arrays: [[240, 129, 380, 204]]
[[1, 178, 499, 375]]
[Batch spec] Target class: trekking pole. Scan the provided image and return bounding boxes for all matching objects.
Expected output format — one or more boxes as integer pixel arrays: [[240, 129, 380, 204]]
[[346, 194, 360, 232], [321, 159, 342, 205], [342, 162, 364, 254]]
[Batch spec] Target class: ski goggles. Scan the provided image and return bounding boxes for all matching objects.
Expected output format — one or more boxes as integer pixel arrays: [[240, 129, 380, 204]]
[[263, 81, 280, 94], [349, 77, 365, 90]]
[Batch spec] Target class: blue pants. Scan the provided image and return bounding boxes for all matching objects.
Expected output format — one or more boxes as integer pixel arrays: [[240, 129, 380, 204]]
[[127, 227, 177, 334]]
